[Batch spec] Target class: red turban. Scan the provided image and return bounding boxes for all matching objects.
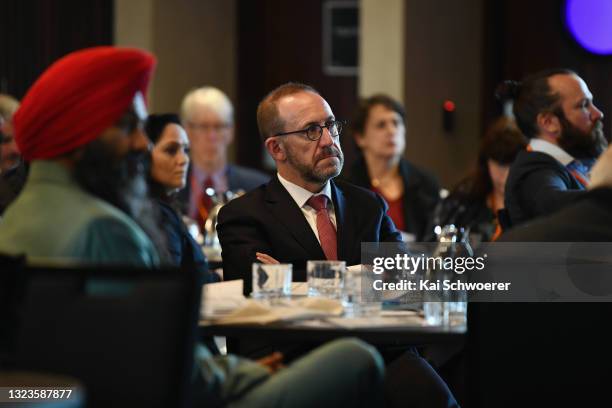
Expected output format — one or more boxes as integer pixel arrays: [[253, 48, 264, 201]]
[[13, 46, 156, 161]]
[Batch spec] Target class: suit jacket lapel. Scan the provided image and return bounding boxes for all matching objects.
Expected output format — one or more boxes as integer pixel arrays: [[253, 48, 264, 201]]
[[331, 180, 354, 262], [264, 176, 326, 259]]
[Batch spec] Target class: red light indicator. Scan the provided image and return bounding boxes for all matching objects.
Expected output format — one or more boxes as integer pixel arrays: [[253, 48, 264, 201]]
[[443, 100, 455, 112]]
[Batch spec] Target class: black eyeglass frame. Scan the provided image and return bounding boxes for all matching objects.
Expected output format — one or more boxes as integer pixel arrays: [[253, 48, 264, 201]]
[[274, 119, 346, 142]]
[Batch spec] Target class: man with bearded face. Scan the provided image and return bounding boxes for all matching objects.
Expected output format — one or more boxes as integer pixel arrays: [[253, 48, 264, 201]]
[[498, 68, 607, 227], [0, 47, 160, 266], [217, 82, 460, 408], [217, 82, 401, 293]]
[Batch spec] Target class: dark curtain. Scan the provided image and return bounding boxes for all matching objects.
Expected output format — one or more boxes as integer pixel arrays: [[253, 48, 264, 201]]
[[236, 0, 359, 171], [482, 0, 612, 134], [0, 0, 113, 99]]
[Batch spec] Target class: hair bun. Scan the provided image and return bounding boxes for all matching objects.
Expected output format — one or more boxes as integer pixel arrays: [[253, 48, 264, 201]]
[[495, 80, 521, 102]]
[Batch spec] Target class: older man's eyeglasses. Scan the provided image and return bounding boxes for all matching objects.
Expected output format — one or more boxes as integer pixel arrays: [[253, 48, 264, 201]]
[[186, 122, 231, 133], [275, 120, 345, 142]]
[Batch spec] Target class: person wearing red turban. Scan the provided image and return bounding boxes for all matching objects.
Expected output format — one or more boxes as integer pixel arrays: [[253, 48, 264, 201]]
[[0, 46, 160, 265], [0, 47, 428, 408]]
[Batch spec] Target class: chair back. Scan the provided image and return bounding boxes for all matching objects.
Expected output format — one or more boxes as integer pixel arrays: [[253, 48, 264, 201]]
[[2, 261, 201, 408]]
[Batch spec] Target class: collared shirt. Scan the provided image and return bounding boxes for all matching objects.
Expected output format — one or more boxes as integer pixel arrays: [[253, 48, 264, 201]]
[[529, 139, 575, 166], [529, 138, 594, 186], [188, 164, 229, 220], [277, 173, 337, 244]]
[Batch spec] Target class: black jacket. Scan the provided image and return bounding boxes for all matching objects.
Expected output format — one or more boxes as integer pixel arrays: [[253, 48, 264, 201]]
[[217, 176, 402, 295], [504, 150, 586, 227], [477, 188, 612, 406], [157, 199, 218, 284], [344, 156, 440, 241], [501, 187, 612, 242]]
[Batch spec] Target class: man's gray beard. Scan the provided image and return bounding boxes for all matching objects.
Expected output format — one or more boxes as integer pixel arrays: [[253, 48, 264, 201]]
[[73, 140, 168, 261], [558, 116, 608, 160], [285, 145, 344, 184]]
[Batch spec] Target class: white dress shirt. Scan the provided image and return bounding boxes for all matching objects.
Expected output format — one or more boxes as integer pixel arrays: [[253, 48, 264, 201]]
[[529, 139, 575, 166], [276, 173, 337, 244]]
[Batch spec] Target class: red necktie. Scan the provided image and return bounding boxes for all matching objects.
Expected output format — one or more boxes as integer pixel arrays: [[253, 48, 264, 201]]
[[307, 195, 337, 260], [196, 176, 214, 229]]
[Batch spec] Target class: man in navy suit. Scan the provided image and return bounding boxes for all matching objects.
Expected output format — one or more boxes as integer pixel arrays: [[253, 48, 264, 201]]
[[217, 82, 459, 408], [217, 83, 401, 294]]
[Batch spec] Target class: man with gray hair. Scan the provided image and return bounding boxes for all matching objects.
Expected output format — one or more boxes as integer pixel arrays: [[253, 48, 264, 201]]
[[178, 86, 269, 226]]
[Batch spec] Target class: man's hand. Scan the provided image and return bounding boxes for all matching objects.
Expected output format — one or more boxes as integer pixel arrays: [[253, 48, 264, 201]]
[[256, 252, 280, 264], [256, 351, 284, 373]]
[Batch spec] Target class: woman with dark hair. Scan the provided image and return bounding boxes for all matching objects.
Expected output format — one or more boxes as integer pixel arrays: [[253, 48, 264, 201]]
[[145, 113, 218, 283], [430, 116, 527, 243], [345, 94, 440, 241]]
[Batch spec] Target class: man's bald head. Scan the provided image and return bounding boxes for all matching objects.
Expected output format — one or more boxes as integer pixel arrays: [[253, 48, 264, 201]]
[[256, 82, 319, 143]]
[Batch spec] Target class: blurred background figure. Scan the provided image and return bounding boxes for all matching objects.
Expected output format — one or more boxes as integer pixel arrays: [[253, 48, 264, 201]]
[[178, 86, 269, 229], [0, 46, 160, 265], [0, 94, 27, 215], [430, 116, 527, 244], [145, 113, 219, 284], [344, 94, 440, 241], [0, 94, 21, 174], [500, 69, 606, 227]]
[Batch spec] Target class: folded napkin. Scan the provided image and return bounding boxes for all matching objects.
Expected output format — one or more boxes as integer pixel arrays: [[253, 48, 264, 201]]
[[206, 297, 344, 325]]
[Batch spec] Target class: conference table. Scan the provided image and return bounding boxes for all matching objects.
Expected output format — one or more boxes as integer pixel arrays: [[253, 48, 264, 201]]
[[200, 316, 465, 346], [198, 281, 466, 348]]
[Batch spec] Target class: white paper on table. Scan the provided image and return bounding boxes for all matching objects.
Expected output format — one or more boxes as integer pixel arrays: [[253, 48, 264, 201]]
[[207, 297, 344, 326], [202, 280, 246, 318]]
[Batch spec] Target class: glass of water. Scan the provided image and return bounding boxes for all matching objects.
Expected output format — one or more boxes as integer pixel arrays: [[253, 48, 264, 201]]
[[307, 260, 345, 299], [251, 263, 292, 299], [343, 265, 381, 317]]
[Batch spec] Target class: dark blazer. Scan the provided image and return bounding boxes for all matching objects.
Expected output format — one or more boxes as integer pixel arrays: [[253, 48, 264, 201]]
[[217, 175, 403, 295], [471, 188, 612, 406], [501, 187, 612, 242], [156, 199, 219, 284], [504, 150, 586, 227], [176, 164, 270, 215], [344, 156, 440, 241]]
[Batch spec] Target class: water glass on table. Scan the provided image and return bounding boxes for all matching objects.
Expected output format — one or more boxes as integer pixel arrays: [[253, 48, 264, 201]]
[[343, 265, 382, 317], [307, 260, 345, 298], [251, 263, 292, 299]]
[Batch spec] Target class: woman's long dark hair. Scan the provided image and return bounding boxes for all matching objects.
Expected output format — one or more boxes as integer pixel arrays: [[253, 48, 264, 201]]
[[144, 113, 183, 203], [464, 116, 527, 201]]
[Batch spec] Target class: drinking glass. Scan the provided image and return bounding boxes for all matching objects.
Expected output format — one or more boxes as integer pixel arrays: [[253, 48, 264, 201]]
[[307, 260, 345, 299], [251, 263, 292, 299]]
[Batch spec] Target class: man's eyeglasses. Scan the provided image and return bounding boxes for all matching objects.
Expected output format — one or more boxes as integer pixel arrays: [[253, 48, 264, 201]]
[[186, 122, 232, 133], [274, 120, 345, 142]]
